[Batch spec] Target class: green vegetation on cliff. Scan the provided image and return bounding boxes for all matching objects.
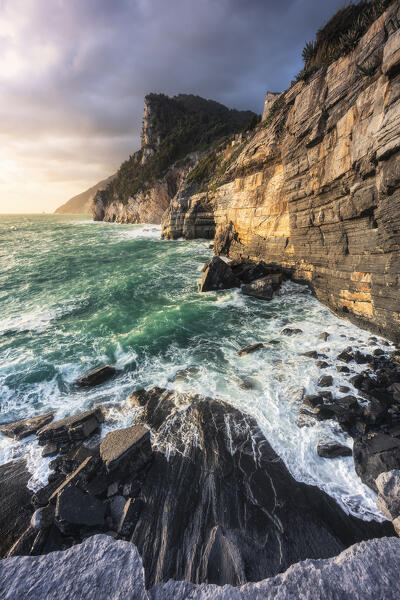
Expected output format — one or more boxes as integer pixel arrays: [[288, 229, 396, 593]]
[[297, 0, 396, 81], [102, 94, 255, 205]]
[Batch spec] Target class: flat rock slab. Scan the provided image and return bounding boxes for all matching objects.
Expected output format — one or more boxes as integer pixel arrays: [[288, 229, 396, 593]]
[[100, 425, 151, 472], [76, 365, 117, 388], [0, 412, 55, 440], [37, 408, 104, 445]]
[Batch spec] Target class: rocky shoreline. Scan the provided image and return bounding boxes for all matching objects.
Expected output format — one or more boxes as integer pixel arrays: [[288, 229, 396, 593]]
[[1, 256, 400, 597]]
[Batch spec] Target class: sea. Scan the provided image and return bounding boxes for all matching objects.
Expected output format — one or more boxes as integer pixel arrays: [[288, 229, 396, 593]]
[[0, 214, 392, 521]]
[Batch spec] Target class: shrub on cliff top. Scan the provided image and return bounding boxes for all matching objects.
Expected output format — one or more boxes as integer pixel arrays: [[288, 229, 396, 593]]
[[299, 0, 396, 77]]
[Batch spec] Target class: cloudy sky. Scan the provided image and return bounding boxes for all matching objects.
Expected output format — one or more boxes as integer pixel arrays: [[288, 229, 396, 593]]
[[0, 0, 345, 213]]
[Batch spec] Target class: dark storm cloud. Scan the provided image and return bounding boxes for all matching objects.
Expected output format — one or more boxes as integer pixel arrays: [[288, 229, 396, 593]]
[[0, 0, 346, 212]]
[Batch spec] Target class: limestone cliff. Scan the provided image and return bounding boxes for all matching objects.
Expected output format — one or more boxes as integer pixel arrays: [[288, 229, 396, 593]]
[[92, 94, 256, 224], [162, 1, 400, 342]]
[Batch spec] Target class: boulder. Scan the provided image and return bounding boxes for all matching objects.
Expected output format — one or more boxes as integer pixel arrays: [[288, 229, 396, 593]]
[[100, 426, 152, 473], [238, 343, 264, 356], [241, 277, 274, 300], [0, 412, 55, 440], [354, 433, 400, 491], [318, 332, 330, 341], [281, 328, 303, 336], [317, 439, 352, 458], [318, 375, 333, 387], [199, 256, 240, 292], [316, 360, 330, 368], [375, 470, 400, 520], [31, 505, 55, 531], [302, 351, 319, 359], [55, 487, 105, 532], [76, 365, 117, 387]]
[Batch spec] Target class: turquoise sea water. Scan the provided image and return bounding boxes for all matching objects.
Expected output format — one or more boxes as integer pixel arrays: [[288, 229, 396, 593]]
[[0, 214, 392, 519]]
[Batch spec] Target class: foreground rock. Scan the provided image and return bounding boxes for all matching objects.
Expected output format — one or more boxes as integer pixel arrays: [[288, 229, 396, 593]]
[[37, 408, 104, 450], [199, 256, 240, 291], [127, 388, 391, 587], [100, 426, 151, 473], [0, 412, 55, 440], [1, 535, 400, 600], [375, 470, 400, 522]]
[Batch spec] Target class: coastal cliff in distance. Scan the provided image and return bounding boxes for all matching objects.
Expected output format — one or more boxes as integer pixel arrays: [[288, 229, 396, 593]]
[[91, 94, 256, 223], [162, 0, 400, 343], [54, 174, 115, 215]]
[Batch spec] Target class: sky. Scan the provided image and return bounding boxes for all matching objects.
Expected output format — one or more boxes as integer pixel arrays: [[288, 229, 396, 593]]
[[0, 0, 346, 214]]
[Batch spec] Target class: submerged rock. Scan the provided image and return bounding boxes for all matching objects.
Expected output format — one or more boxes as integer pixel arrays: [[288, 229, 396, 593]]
[[237, 342, 264, 356], [281, 327, 303, 336], [76, 365, 117, 387]]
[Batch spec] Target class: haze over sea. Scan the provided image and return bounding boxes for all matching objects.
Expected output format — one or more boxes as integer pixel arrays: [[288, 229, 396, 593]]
[[0, 214, 392, 520]]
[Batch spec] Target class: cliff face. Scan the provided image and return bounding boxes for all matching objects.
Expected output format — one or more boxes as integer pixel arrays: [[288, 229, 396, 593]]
[[92, 157, 198, 224], [92, 93, 256, 225], [162, 2, 400, 342], [55, 174, 115, 215]]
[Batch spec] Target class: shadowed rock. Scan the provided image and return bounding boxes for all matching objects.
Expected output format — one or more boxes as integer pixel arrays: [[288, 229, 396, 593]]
[[37, 408, 104, 446], [199, 256, 240, 292], [128, 387, 393, 588], [317, 439, 352, 458], [241, 277, 274, 300], [354, 433, 400, 492], [0, 460, 33, 558]]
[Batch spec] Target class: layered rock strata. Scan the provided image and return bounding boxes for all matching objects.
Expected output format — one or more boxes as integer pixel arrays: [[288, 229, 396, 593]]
[[162, 2, 400, 342]]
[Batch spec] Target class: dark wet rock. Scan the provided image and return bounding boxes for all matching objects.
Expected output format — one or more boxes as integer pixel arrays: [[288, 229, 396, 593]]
[[389, 382, 400, 402], [266, 339, 280, 346], [303, 394, 325, 408], [318, 375, 333, 388], [0, 412, 55, 440], [281, 327, 303, 336], [107, 482, 119, 497], [55, 486, 105, 533], [172, 366, 200, 381], [339, 386, 351, 393], [337, 350, 353, 363], [199, 256, 240, 292], [49, 456, 97, 502], [363, 400, 386, 427], [37, 408, 104, 447], [317, 439, 352, 459], [0, 460, 33, 558], [302, 350, 319, 359], [228, 259, 269, 284], [110, 495, 126, 530], [118, 498, 144, 536], [238, 342, 264, 356], [129, 387, 390, 587], [318, 332, 330, 341], [337, 366, 351, 373], [31, 476, 65, 509], [100, 425, 152, 473], [31, 504, 55, 531], [354, 433, 400, 492], [42, 443, 58, 458], [76, 365, 117, 388], [353, 351, 373, 365], [7, 527, 37, 557], [2, 535, 400, 600], [374, 348, 385, 357], [316, 360, 330, 368], [241, 276, 274, 300]]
